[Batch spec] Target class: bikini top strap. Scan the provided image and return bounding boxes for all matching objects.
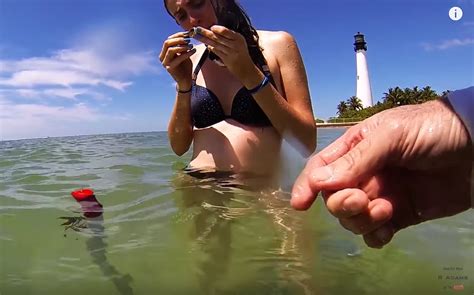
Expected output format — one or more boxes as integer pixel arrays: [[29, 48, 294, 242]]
[[192, 49, 210, 81], [193, 48, 276, 88], [261, 64, 271, 76]]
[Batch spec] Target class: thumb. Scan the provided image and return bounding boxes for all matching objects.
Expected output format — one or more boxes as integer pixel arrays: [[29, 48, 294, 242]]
[[308, 134, 391, 192]]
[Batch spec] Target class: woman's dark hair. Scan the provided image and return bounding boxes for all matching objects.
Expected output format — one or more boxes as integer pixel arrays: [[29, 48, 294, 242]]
[[164, 0, 268, 73]]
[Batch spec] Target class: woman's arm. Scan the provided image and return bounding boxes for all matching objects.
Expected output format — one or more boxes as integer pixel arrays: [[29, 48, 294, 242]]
[[167, 87, 194, 156], [238, 32, 317, 157], [159, 32, 197, 156]]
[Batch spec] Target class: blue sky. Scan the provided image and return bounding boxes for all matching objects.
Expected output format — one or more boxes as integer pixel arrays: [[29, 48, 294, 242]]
[[0, 0, 473, 140]]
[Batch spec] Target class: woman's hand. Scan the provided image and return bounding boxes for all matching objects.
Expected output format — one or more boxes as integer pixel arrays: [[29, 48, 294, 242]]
[[159, 32, 197, 90], [193, 25, 256, 80]]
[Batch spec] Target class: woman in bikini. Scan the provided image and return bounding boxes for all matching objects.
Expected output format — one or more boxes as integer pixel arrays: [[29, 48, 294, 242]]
[[162, 4, 317, 288], [160, 0, 316, 180]]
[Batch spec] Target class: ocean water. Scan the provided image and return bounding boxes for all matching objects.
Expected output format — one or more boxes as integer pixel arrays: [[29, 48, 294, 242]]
[[0, 129, 472, 295]]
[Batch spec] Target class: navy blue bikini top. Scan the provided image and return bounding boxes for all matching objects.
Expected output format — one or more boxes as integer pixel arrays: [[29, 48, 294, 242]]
[[191, 49, 277, 128]]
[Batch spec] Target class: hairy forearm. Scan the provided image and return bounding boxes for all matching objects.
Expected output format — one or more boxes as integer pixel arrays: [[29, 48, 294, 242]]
[[167, 93, 194, 156], [239, 65, 317, 156]]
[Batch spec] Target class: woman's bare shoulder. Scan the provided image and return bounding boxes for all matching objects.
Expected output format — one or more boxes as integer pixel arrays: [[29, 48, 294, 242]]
[[257, 30, 303, 70], [257, 30, 297, 50]]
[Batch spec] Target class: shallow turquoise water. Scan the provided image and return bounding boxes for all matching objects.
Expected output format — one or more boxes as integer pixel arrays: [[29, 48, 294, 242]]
[[0, 130, 472, 295]]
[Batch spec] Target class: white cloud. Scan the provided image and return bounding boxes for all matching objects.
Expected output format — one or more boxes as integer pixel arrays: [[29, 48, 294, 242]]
[[421, 38, 474, 51], [55, 49, 158, 77], [0, 48, 158, 77], [0, 88, 111, 101], [101, 79, 133, 91], [0, 100, 130, 140], [16, 89, 39, 99], [0, 101, 98, 139], [0, 70, 133, 91], [0, 22, 160, 140], [0, 48, 156, 90], [0, 26, 159, 90], [45, 89, 80, 100]]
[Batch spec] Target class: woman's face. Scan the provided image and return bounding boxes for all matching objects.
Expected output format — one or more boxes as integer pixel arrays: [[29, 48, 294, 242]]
[[166, 0, 218, 30]]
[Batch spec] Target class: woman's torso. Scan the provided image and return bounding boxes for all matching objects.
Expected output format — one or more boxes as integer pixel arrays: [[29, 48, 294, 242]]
[[188, 30, 284, 176]]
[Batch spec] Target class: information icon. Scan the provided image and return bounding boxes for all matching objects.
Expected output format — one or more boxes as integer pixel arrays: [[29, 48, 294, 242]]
[[449, 7, 463, 21]]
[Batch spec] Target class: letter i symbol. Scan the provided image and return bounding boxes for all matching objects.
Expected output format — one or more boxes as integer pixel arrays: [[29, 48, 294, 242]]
[[449, 7, 463, 21]]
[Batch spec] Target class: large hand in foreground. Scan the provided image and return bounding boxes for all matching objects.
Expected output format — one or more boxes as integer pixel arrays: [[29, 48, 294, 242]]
[[291, 98, 472, 248]]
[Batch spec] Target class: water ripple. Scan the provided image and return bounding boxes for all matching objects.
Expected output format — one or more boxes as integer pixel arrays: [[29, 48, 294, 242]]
[[1, 131, 471, 295]]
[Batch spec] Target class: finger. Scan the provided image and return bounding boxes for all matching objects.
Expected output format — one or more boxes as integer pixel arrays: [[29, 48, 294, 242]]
[[199, 35, 233, 51], [162, 45, 194, 68], [307, 130, 392, 192], [167, 31, 189, 39], [168, 31, 191, 39], [162, 45, 193, 65], [160, 37, 191, 62], [210, 25, 237, 40], [338, 198, 393, 235], [291, 155, 327, 210], [207, 45, 227, 58], [192, 26, 233, 49], [363, 223, 395, 249], [313, 124, 365, 165], [357, 175, 384, 201], [166, 48, 197, 70], [324, 188, 370, 218], [291, 125, 365, 209]]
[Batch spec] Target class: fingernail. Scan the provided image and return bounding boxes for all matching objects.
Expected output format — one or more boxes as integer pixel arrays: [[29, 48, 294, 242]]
[[309, 166, 332, 182], [374, 226, 393, 243], [187, 43, 194, 49], [183, 38, 191, 43]]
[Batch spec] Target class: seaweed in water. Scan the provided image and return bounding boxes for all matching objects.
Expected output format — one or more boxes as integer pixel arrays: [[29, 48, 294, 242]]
[[58, 216, 87, 236]]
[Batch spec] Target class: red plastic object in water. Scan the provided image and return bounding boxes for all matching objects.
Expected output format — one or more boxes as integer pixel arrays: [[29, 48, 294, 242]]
[[71, 189, 95, 201], [71, 188, 103, 218]]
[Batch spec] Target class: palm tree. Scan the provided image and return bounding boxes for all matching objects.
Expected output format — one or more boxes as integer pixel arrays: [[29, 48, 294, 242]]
[[402, 87, 419, 105], [347, 96, 363, 111], [419, 86, 438, 102], [337, 101, 348, 117], [441, 90, 451, 98], [383, 87, 404, 106]]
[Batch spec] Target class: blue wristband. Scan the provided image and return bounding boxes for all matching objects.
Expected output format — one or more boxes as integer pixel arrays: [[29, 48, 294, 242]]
[[247, 74, 270, 95]]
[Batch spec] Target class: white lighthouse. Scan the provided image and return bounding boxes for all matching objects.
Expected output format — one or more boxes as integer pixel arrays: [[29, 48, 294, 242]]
[[354, 32, 373, 108]]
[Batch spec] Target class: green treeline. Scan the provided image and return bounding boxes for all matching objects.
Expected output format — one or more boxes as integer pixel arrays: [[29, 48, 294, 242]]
[[327, 86, 449, 123]]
